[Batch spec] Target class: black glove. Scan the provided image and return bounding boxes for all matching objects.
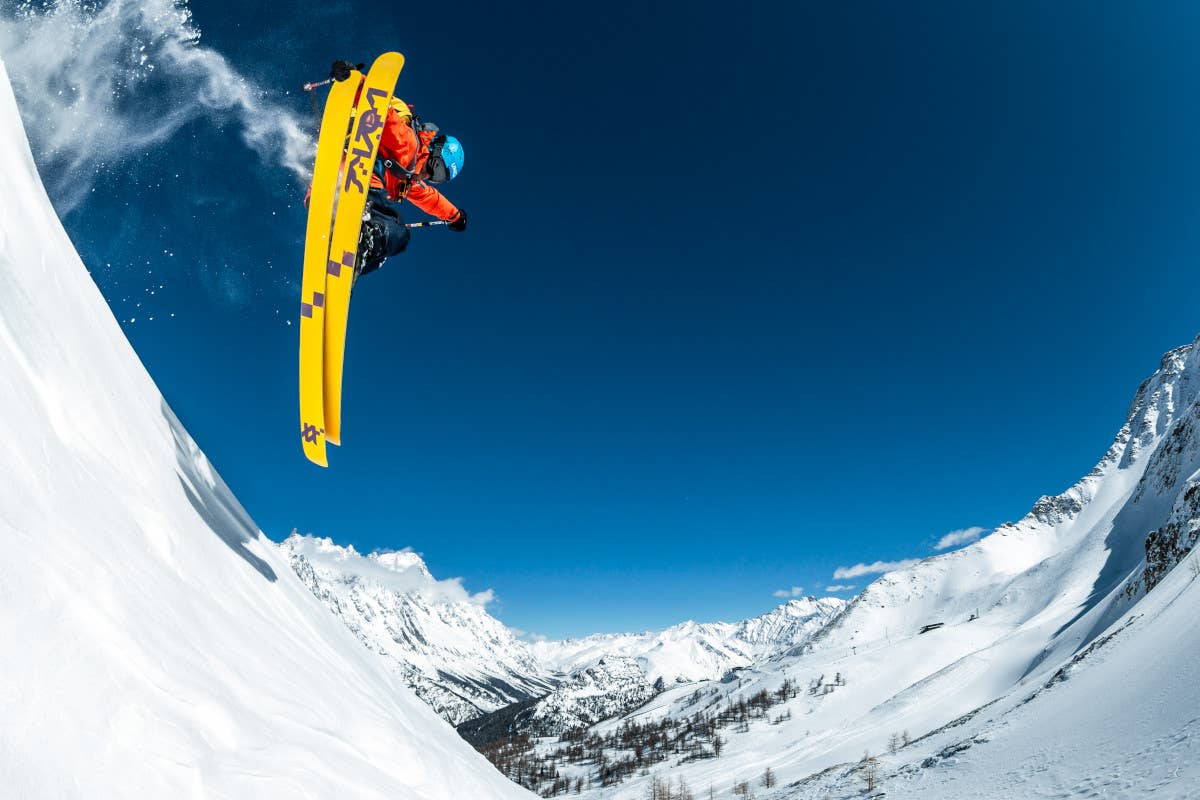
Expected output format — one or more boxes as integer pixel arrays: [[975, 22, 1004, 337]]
[[448, 209, 468, 232], [330, 60, 363, 82]]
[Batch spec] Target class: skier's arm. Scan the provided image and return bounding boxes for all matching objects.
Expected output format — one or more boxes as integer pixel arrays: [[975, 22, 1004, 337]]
[[407, 181, 461, 222]]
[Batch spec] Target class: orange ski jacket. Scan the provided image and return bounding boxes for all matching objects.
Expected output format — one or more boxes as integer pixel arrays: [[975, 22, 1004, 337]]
[[369, 98, 461, 222]]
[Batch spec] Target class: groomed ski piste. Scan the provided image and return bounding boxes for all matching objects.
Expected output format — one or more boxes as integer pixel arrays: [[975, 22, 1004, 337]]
[[0, 60, 535, 800]]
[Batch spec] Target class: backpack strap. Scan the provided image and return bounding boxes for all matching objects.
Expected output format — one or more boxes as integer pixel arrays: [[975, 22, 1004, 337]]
[[374, 115, 441, 200], [375, 116, 441, 196]]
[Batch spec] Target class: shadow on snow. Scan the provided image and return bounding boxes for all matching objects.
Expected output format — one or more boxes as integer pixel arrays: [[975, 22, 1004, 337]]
[[162, 399, 277, 582]]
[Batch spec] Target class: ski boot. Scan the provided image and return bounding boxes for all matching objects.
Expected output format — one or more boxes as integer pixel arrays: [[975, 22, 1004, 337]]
[[354, 216, 386, 283]]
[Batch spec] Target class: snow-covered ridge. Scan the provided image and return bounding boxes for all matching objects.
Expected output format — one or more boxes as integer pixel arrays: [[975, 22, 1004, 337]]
[[458, 656, 660, 746], [280, 531, 491, 604], [0, 59, 533, 799], [534, 597, 846, 684], [279, 533, 558, 725], [786, 514, 1200, 799], [278, 532, 847, 726], [804, 336, 1200, 664], [494, 336, 1200, 799], [450, 598, 849, 749]]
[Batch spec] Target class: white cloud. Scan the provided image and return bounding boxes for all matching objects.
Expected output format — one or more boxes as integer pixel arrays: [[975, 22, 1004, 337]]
[[825, 584, 856, 593], [508, 628, 548, 643], [833, 559, 921, 580], [283, 534, 496, 607], [934, 526, 987, 551], [0, 0, 314, 213], [466, 587, 496, 606], [772, 586, 805, 598]]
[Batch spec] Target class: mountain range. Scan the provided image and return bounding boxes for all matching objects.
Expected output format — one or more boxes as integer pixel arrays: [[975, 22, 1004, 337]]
[[496, 336, 1200, 798], [280, 334, 1200, 798], [279, 531, 847, 728]]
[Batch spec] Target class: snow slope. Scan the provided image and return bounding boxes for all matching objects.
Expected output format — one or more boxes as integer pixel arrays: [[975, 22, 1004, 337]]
[[279, 533, 558, 724], [515, 338, 1200, 798], [817, 547, 1200, 799], [0, 59, 533, 800]]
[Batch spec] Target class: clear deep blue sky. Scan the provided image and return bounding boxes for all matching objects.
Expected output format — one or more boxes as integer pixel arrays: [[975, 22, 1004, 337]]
[[34, 1, 1200, 637]]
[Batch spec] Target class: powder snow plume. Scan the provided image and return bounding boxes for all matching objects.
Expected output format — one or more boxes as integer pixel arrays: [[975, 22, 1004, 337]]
[[0, 0, 314, 213]]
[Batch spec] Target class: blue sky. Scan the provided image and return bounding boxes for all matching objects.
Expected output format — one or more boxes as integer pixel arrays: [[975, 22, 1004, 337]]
[[7, 0, 1200, 638]]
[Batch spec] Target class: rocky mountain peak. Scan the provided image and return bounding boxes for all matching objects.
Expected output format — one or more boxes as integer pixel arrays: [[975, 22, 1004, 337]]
[[278, 533, 556, 725]]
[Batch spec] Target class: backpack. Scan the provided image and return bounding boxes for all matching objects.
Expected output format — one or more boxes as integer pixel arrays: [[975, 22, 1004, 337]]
[[374, 98, 440, 186]]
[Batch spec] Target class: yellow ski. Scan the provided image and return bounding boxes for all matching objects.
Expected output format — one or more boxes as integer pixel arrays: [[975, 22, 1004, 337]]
[[298, 71, 363, 467], [322, 51, 405, 447]]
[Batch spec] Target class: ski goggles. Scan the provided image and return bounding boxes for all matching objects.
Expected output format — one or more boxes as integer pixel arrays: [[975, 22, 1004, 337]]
[[425, 135, 450, 184]]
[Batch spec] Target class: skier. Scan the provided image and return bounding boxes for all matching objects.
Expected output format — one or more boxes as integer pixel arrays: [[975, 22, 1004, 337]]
[[329, 59, 468, 278]]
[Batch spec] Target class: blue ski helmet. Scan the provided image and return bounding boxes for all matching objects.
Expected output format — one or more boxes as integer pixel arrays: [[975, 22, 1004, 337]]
[[427, 135, 464, 184]]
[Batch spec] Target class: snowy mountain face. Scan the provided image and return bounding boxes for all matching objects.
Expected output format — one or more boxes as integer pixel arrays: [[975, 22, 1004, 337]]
[[458, 656, 659, 746], [278, 532, 846, 737], [0, 61, 534, 800], [455, 599, 847, 753], [279, 533, 558, 724], [479, 339, 1200, 799], [533, 598, 846, 685]]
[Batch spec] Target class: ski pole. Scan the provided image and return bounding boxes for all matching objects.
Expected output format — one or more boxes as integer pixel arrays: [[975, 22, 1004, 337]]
[[302, 77, 334, 92], [302, 78, 330, 131], [406, 220, 450, 229]]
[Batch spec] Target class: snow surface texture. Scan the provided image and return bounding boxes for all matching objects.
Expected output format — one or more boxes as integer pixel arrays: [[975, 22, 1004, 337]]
[[0, 59, 533, 800], [517, 340, 1200, 798]]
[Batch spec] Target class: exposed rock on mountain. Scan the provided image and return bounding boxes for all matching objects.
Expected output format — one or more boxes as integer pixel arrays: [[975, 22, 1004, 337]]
[[279, 533, 558, 725]]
